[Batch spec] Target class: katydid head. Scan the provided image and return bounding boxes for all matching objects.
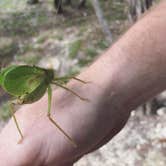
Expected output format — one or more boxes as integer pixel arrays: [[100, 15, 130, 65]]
[[44, 68, 54, 83]]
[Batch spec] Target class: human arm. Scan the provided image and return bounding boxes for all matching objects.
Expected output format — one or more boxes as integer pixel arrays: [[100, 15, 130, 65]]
[[0, 1, 166, 165]]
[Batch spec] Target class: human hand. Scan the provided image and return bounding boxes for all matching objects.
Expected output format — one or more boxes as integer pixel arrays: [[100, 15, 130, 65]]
[[0, 78, 130, 166]]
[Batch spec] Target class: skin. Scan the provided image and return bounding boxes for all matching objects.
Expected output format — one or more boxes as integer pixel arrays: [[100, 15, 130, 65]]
[[0, 1, 166, 165]]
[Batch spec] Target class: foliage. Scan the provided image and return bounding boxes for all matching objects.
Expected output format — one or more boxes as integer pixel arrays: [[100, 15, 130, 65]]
[[96, 40, 109, 49], [0, 10, 48, 37], [69, 40, 82, 59], [15, 53, 40, 65]]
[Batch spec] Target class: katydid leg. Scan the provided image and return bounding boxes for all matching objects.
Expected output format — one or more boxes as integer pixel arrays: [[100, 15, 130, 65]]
[[54, 76, 89, 84], [47, 85, 77, 147], [9, 101, 23, 142], [52, 82, 89, 101]]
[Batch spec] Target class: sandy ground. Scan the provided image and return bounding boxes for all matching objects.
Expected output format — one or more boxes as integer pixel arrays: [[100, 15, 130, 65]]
[[75, 113, 166, 166]]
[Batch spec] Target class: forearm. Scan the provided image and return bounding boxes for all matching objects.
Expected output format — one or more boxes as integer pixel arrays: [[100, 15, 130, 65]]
[[79, 0, 166, 112], [1, 2, 166, 166]]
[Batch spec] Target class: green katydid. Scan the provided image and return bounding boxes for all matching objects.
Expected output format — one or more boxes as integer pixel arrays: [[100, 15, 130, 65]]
[[0, 65, 88, 147]]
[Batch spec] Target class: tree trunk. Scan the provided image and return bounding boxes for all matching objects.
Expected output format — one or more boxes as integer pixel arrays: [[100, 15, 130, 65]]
[[27, 0, 39, 5], [127, 0, 154, 23], [78, 0, 86, 9], [54, 0, 63, 14], [91, 0, 112, 44], [65, 0, 71, 5]]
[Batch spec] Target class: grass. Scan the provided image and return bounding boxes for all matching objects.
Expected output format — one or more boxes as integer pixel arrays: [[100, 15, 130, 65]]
[[56, 34, 64, 41], [15, 53, 40, 65], [100, 0, 127, 21], [96, 40, 109, 50], [86, 47, 97, 57], [69, 40, 82, 59], [0, 38, 19, 66], [77, 47, 97, 67], [0, 9, 48, 37], [0, 38, 18, 55], [0, 0, 26, 12]]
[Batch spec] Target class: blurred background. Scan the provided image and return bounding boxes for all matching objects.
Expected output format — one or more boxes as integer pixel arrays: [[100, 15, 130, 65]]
[[0, 0, 165, 165]]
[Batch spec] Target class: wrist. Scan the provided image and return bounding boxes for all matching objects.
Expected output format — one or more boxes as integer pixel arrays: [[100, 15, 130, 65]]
[[75, 46, 130, 113]]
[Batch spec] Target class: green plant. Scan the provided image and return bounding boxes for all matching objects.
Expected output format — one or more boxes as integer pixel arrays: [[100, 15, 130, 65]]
[[69, 40, 82, 59]]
